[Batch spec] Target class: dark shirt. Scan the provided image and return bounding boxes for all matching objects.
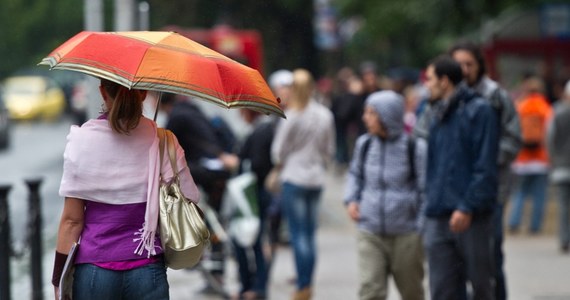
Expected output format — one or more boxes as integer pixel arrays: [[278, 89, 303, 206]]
[[166, 101, 227, 186]]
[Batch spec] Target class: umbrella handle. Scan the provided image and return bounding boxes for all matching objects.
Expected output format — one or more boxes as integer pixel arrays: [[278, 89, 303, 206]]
[[153, 92, 162, 122]]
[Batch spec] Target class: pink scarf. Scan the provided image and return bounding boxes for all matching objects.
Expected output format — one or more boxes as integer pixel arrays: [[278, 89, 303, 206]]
[[59, 117, 200, 257]]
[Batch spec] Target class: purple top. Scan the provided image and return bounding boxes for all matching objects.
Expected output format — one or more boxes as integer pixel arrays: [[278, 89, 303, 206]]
[[75, 201, 162, 269]]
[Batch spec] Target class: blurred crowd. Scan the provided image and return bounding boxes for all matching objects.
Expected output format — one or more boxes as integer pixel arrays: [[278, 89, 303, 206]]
[[157, 39, 570, 300]]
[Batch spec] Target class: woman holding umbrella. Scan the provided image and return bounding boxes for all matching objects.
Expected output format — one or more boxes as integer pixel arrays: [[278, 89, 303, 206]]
[[51, 79, 200, 299]]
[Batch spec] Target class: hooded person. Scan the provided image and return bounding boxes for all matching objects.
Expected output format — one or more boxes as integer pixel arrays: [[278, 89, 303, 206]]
[[344, 90, 427, 300]]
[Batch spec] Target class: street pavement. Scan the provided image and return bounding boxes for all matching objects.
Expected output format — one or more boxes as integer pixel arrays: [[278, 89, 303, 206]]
[[169, 169, 570, 300]]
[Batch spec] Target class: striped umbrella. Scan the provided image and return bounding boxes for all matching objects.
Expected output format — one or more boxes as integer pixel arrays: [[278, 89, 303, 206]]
[[40, 31, 284, 118]]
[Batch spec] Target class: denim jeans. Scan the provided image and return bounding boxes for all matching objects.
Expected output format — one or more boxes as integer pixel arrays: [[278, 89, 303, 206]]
[[508, 174, 549, 232], [73, 260, 169, 300], [423, 215, 494, 300], [232, 186, 270, 297], [557, 183, 570, 248], [281, 181, 322, 290]]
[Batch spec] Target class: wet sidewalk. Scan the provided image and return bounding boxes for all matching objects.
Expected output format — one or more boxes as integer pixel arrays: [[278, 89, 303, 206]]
[[169, 171, 570, 300]]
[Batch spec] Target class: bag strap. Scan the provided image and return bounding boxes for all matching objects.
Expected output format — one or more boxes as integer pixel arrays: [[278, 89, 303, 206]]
[[165, 130, 179, 176], [157, 128, 167, 178]]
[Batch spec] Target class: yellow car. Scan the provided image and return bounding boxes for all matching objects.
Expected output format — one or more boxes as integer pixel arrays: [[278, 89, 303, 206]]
[[3, 76, 66, 121]]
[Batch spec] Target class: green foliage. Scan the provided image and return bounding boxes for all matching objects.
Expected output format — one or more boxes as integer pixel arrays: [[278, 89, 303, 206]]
[[333, 0, 549, 71], [0, 0, 83, 79], [0, 0, 554, 81]]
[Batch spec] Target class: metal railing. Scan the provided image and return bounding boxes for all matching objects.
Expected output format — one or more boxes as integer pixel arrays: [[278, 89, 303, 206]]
[[0, 178, 44, 300]]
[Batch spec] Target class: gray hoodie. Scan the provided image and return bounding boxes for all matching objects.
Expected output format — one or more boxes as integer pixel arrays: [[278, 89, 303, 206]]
[[344, 91, 427, 234]]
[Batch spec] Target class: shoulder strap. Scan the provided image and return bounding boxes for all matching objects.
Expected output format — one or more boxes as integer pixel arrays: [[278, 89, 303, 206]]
[[165, 130, 179, 176], [359, 137, 372, 182], [157, 128, 167, 177], [407, 135, 416, 183]]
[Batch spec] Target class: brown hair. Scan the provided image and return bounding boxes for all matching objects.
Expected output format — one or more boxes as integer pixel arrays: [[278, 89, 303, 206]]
[[100, 79, 145, 134]]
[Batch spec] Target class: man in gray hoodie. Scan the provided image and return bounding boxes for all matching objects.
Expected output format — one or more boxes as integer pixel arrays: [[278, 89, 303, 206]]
[[344, 90, 427, 300]]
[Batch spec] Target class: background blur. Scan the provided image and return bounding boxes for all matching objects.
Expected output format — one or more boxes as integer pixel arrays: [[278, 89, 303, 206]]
[[1, 1, 570, 299]]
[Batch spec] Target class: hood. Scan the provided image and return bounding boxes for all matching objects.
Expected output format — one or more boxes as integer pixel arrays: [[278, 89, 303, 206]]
[[365, 90, 405, 138]]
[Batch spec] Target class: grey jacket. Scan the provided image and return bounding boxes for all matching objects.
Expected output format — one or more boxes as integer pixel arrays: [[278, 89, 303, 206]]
[[474, 76, 522, 167], [547, 101, 570, 183], [344, 91, 427, 234]]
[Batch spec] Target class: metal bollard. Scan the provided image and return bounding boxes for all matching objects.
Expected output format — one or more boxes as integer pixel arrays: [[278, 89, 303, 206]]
[[0, 184, 12, 300], [25, 178, 43, 300]]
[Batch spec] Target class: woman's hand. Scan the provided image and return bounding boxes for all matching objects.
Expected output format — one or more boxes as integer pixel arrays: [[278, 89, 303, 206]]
[[346, 202, 360, 222]]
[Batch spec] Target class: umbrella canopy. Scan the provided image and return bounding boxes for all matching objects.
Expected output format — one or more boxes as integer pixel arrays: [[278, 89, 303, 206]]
[[39, 31, 285, 118]]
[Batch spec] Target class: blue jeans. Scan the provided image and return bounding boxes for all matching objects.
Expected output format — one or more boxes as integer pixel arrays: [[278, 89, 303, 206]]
[[73, 260, 169, 300], [232, 186, 270, 296], [423, 215, 494, 300], [508, 174, 549, 232], [281, 182, 322, 290], [557, 183, 570, 248]]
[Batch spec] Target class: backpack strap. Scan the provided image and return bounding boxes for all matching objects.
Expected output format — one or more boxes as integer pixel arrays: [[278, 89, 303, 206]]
[[359, 137, 372, 182], [407, 135, 416, 183]]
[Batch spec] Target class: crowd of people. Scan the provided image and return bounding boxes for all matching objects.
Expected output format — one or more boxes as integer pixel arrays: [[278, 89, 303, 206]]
[[50, 39, 570, 300]]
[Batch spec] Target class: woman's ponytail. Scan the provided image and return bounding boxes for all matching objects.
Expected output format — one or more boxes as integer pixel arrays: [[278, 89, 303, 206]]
[[101, 79, 144, 134]]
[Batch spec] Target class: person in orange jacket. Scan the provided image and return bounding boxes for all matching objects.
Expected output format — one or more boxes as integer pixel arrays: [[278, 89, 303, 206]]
[[509, 76, 553, 234]]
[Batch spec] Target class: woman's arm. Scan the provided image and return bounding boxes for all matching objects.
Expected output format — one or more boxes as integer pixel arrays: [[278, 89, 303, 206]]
[[56, 197, 85, 253], [52, 197, 84, 294]]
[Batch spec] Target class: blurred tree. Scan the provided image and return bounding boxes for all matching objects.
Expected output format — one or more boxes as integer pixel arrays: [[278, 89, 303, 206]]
[[334, 0, 552, 71], [0, 0, 554, 80], [0, 0, 83, 78], [147, 0, 318, 76]]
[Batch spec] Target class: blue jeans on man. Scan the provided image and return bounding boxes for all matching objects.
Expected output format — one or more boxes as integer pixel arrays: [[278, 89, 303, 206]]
[[423, 215, 495, 300], [281, 182, 322, 290], [508, 174, 549, 233], [232, 186, 270, 297]]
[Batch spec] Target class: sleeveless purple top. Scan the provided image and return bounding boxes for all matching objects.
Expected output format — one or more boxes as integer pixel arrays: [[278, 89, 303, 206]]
[[75, 201, 162, 269]]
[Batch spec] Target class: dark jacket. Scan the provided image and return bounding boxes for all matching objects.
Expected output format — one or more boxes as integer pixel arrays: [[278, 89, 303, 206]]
[[239, 117, 276, 185], [166, 101, 228, 186], [425, 85, 499, 217]]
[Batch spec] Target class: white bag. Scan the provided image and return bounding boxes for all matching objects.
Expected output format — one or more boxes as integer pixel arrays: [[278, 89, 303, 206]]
[[226, 172, 260, 247]]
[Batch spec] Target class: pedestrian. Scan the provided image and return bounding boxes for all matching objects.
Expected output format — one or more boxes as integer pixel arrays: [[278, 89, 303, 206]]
[[356, 61, 382, 135], [344, 90, 426, 300], [266, 69, 293, 259], [331, 67, 364, 168], [271, 69, 335, 300], [450, 40, 522, 300], [159, 92, 239, 293], [422, 55, 499, 300], [52, 79, 200, 300], [546, 79, 570, 254], [231, 108, 274, 300], [508, 76, 553, 234]]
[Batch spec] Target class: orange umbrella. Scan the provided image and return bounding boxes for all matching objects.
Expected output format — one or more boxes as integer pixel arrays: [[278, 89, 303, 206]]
[[39, 31, 284, 118]]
